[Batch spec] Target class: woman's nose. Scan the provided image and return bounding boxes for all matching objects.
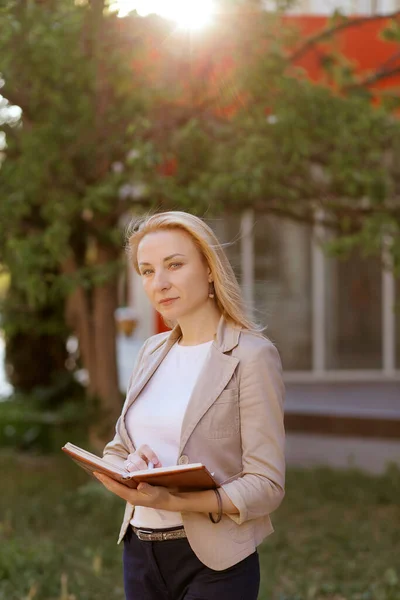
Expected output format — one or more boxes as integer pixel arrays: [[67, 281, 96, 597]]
[[153, 271, 171, 291]]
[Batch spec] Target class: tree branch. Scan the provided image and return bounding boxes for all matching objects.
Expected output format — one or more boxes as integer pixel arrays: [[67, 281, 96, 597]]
[[288, 11, 400, 64], [373, 49, 400, 72], [345, 65, 400, 89]]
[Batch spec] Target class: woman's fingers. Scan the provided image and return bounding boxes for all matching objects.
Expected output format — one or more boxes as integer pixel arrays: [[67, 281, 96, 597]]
[[137, 445, 162, 468], [124, 456, 147, 472], [124, 446, 162, 472], [94, 472, 135, 503]]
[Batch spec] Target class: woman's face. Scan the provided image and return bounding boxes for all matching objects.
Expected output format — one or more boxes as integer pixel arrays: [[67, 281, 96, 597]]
[[137, 229, 212, 321]]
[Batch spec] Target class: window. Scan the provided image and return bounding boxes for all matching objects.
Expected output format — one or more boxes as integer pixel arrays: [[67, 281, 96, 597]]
[[325, 250, 382, 370], [211, 214, 242, 284], [253, 215, 313, 370]]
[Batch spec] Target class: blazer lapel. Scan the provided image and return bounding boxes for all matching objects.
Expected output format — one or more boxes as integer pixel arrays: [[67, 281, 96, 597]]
[[178, 317, 241, 455], [179, 344, 239, 454]]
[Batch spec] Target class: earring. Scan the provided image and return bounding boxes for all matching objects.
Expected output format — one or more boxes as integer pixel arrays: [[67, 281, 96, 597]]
[[208, 282, 215, 299]]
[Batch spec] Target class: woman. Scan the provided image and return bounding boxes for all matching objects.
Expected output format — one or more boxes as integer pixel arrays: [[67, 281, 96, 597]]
[[94, 211, 285, 600]]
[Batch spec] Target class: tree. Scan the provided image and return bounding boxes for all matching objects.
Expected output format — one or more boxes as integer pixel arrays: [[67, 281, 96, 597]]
[[0, 0, 164, 443]]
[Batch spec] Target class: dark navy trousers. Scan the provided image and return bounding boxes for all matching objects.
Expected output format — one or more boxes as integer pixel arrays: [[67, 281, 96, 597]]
[[123, 526, 260, 600]]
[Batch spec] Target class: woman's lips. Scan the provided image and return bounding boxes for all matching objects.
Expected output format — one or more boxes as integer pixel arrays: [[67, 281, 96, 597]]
[[159, 298, 178, 306]]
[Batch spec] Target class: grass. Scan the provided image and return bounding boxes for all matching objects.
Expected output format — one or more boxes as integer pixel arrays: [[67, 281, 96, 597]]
[[1, 451, 399, 600]]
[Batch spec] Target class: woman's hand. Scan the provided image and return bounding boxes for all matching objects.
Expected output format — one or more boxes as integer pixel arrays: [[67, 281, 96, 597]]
[[93, 473, 175, 511], [93, 473, 239, 516], [124, 444, 162, 472], [94, 444, 173, 509]]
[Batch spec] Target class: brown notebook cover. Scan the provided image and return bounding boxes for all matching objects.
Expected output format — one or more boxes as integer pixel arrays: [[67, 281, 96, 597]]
[[62, 442, 219, 491]]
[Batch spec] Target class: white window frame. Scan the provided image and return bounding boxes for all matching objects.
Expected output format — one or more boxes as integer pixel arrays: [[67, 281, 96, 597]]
[[240, 210, 400, 382], [240, 210, 255, 319], [382, 233, 396, 376]]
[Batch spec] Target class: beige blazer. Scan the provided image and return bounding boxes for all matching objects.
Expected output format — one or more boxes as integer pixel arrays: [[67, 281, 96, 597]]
[[103, 315, 285, 571]]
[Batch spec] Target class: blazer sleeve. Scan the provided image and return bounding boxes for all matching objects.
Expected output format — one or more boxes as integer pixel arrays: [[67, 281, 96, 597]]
[[221, 342, 285, 525], [102, 339, 149, 468]]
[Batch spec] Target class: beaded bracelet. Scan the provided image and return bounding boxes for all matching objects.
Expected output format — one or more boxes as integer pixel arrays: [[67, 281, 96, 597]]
[[208, 488, 223, 523]]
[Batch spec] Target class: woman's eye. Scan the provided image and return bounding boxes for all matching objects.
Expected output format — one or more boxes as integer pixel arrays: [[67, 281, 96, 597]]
[[141, 269, 153, 276], [169, 262, 183, 269]]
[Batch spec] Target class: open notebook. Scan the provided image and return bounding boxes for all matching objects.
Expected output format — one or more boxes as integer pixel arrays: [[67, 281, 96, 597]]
[[62, 442, 219, 491]]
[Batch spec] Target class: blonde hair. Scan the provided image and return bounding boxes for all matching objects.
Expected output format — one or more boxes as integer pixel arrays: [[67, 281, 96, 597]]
[[126, 211, 262, 332]]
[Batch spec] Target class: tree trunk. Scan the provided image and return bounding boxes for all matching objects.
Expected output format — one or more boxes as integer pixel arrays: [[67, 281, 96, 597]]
[[65, 283, 97, 397], [64, 256, 97, 397], [64, 246, 122, 450], [89, 244, 121, 448], [68, 0, 122, 449]]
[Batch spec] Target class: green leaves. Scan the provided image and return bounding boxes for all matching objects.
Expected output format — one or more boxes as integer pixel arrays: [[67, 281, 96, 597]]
[[0, 0, 154, 296], [380, 19, 400, 43]]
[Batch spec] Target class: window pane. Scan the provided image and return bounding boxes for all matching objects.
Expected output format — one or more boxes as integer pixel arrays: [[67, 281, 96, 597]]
[[254, 215, 312, 370], [325, 250, 382, 370], [210, 214, 242, 284]]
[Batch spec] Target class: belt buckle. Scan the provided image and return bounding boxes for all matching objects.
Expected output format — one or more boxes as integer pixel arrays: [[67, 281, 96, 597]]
[[136, 528, 153, 541]]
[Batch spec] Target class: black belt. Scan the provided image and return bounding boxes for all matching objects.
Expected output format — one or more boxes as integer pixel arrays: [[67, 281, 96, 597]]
[[132, 525, 187, 542]]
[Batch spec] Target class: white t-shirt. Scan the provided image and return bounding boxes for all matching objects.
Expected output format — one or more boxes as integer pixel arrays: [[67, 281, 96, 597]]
[[126, 340, 213, 529]]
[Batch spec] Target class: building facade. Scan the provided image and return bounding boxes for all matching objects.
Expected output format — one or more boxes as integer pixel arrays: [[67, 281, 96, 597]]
[[280, 0, 400, 15]]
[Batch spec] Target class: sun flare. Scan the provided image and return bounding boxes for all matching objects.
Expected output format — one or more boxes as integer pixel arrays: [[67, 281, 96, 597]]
[[114, 0, 215, 30]]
